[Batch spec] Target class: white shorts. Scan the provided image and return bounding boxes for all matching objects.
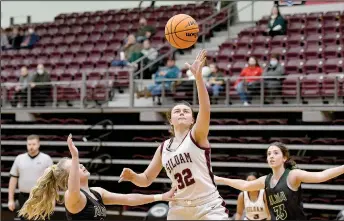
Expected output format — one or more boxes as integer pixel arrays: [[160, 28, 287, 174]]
[[167, 191, 229, 220]]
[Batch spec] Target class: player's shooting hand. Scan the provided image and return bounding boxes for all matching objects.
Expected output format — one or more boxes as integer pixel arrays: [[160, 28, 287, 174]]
[[185, 49, 206, 80], [119, 168, 135, 183], [67, 134, 78, 158]]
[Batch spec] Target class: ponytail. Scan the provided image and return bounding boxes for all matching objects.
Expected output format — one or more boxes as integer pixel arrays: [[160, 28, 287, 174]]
[[284, 158, 297, 170], [19, 159, 69, 220]]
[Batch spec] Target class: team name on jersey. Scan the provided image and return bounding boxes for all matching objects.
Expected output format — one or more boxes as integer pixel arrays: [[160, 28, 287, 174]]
[[165, 152, 192, 174], [94, 205, 106, 218], [246, 206, 264, 213], [268, 191, 287, 206]]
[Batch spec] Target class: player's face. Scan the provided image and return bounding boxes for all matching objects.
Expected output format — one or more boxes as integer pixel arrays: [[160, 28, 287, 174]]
[[170, 104, 194, 127], [246, 175, 257, 181], [27, 138, 40, 156], [267, 145, 286, 168], [64, 160, 90, 180]]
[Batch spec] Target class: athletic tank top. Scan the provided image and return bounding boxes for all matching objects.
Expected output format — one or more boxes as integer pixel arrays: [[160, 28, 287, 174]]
[[243, 189, 268, 220], [161, 131, 218, 201], [265, 169, 306, 220], [65, 189, 107, 220]]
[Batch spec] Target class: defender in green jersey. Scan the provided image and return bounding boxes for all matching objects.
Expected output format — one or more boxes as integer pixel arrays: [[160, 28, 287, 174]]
[[215, 142, 344, 220]]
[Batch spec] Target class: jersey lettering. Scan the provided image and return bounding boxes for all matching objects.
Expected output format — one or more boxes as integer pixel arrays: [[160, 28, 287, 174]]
[[174, 168, 195, 190], [165, 152, 193, 174], [253, 214, 260, 219], [273, 204, 288, 220], [94, 205, 106, 218], [268, 191, 287, 206]]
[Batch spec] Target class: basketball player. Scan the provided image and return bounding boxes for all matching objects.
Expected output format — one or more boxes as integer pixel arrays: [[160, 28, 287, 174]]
[[215, 142, 344, 220], [18, 134, 176, 220], [119, 49, 229, 220], [234, 173, 270, 220]]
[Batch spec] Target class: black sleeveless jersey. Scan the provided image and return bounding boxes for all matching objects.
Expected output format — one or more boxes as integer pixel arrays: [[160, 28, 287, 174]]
[[65, 189, 107, 220], [265, 169, 306, 220]]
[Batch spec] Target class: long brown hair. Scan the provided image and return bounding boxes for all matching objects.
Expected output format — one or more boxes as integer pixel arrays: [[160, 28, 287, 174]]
[[18, 158, 70, 220], [268, 142, 297, 170], [165, 101, 195, 136]]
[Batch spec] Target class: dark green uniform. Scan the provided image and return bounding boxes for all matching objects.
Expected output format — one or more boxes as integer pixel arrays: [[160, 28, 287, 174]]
[[265, 169, 306, 220]]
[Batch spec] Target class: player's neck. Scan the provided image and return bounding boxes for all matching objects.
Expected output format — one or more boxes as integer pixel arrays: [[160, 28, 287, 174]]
[[272, 166, 285, 180], [173, 128, 189, 141], [80, 181, 89, 191]]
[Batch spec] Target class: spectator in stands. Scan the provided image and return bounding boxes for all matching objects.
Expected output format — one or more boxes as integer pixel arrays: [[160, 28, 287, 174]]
[[136, 17, 156, 43], [8, 135, 53, 219], [1, 27, 10, 50], [235, 57, 263, 106], [111, 34, 142, 67], [140, 39, 159, 79], [21, 27, 40, 49], [263, 54, 285, 104], [206, 64, 225, 104], [267, 5, 286, 37], [12, 66, 32, 107], [30, 64, 51, 107], [8, 27, 23, 50], [146, 57, 180, 105]]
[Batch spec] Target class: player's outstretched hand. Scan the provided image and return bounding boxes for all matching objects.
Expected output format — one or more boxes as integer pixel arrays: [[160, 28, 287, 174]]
[[67, 134, 78, 158], [119, 168, 135, 183], [162, 186, 177, 201], [185, 49, 207, 79]]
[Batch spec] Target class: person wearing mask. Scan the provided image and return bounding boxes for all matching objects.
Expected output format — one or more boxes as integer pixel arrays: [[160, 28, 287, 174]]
[[8, 135, 53, 220], [31, 64, 51, 107], [235, 57, 263, 106], [136, 17, 156, 43], [262, 54, 285, 104], [21, 28, 40, 49], [267, 5, 287, 37], [141, 39, 159, 79], [12, 66, 32, 107], [206, 64, 225, 104]]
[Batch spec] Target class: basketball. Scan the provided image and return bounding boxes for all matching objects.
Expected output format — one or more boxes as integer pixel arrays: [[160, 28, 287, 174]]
[[165, 14, 199, 49]]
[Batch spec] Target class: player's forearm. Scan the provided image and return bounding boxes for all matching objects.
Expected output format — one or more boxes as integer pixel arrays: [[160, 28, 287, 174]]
[[68, 156, 80, 193], [123, 194, 160, 206], [8, 177, 18, 201], [319, 165, 344, 182], [195, 76, 211, 114], [132, 173, 152, 187], [215, 176, 249, 191], [235, 213, 242, 220]]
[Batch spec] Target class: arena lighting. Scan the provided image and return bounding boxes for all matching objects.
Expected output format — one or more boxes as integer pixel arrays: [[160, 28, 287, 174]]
[[144, 203, 169, 220]]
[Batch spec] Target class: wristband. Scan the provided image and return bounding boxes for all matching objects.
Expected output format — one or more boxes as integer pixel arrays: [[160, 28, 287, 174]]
[[154, 194, 163, 201]]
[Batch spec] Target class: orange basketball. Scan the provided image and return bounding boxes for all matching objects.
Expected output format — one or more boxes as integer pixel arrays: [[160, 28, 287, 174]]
[[165, 14, 199, 49]]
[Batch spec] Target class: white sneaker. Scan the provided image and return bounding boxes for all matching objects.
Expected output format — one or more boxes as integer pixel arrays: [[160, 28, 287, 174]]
[[243, 101, 250, 106]]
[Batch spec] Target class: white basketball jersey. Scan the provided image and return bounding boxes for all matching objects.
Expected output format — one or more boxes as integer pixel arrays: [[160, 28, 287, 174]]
[[244, 189, 268, 220], [161, 131, 217, 201]]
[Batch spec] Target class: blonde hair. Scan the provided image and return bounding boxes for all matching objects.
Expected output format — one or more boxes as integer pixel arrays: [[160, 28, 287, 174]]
[[18, 158, 70, 220]]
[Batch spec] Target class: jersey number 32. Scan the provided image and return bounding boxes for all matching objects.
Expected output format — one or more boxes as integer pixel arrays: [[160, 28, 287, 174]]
[[174, 168, 195, 189]]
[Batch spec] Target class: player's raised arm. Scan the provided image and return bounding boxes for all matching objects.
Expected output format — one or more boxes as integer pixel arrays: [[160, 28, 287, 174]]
[[185, 49, 211, 147], [64, 134, 82, 206], [289, 165, 344, 188], [214, 175, 266, 192], [119, 145, 163, 187]]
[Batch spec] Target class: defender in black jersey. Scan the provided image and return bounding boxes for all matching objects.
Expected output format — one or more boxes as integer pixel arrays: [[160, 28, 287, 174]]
[[215, 142, 344, 220], [18, 135, 176, 220]]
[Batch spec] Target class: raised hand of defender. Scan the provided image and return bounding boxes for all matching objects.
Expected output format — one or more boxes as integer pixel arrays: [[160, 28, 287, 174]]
[[185, 49, 207, 79], [67, 134, 78, 157], [162, 186, 177, 201], [119, 168, 135, 183]]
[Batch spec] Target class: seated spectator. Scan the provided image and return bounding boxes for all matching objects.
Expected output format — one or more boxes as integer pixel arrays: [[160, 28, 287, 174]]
[[140, 39, 159, 79], [12, 66, 32, 107], [111, 34, 142, 67], [267, 5, 286, 37], [235, 57, 263, 106], [146, 58, 180, 105], [8, 27, 23, 50], [136, 17, 156, 43], [1, 27, 10, 50], [262, 54, 285, 104], [30, 64, 51, 107], [21, 28, 40, 49], [206, 64, 225, 104]]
